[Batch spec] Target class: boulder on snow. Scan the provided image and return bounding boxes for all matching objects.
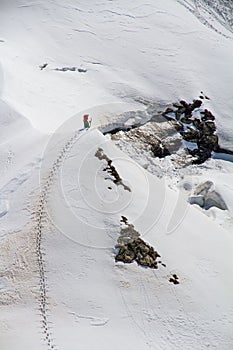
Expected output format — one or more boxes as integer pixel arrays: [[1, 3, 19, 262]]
[[116, 220, 161, 269], [116, 238, 160, 269], [204, 191, 228, 210], [189, 181, 228, 211], [188, 195, 205, 207]]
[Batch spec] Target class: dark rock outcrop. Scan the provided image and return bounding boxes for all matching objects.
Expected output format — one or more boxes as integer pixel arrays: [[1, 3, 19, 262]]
[[95, 148, 131, 191], [116, 238, 160, 269], [163, 98, 220, 164], [116, 218, 161, 269], [151, 142, 170, 158]]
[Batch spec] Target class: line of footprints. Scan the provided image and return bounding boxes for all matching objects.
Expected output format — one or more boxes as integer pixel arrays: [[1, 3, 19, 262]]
[[34, 130, 81, 350]]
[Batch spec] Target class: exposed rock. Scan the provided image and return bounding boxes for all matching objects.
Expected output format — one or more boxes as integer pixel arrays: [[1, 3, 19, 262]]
[[173, 102, 183, 108], [200, 109, 215, 121], [194, 181, 213, 196], [116, 238, 160, 269], [169, 277, 180, 285], [39, 63, 48, 70], [204, 191, 228, 210], [181, 128, 199, 143], [192, 99, 202, 109], [189, 181, 228, 210], [163, 99, 219, 164], [118, 224, 140, 245], [116, 220, 161, 269], [180, 117, 192, 124], [169, 273, 180, 284], [151, 142, 170, 158], [205, 121, 216, 133], [189, 195, 205, 207], [197, 134, 218, 151], [189, 148, 212, 164], [111, 121, 181, 158], [95, 148, 131, 191], [77, 68, 87, 73], [180, 100, 188, 107], [54, 66, 87, 72], [120, 216, 128, 224], [164, 107, 174, 114]]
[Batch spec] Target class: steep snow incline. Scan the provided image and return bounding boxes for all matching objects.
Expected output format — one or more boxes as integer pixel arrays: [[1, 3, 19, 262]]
[[2, 128, 232, 350], [0, 0, 232, 149], [0, 100, 47, 230], [37, 129, 233, 350], [0, 1, 233, 349]]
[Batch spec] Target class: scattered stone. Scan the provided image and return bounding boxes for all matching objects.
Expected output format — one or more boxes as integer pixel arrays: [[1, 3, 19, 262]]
[[175, 107, 186, 120], [116, 237, 160, 269], [54, 66, 87, 72], [173, 102, 183, 108], [192, 99, 202, 109], [180, 117, 193, 124], [181, 128, 199, 143], [95, 148, 131, 192], [77, 68, 87, 73], [164, 107, 174, 114], [169, 277, 180, 285], [39, 63, 48, 70], [169, 274, 180, 284], [115, 220, 161, 269], [163, 99, 219, 164], [120, 216, 128, 224], [197, 134, 218, 151], [180, 100, 188, 107]]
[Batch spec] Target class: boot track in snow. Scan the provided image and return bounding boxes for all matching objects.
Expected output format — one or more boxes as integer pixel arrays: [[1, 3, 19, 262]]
[[34, 130, 83, 350]]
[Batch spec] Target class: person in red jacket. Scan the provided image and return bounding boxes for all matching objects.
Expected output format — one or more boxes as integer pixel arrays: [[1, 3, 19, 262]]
[[83, 114, 92, 129]]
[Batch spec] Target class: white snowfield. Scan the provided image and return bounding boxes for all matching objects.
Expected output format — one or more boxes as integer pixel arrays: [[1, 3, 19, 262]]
[[0, 0, 233, 149], [0, 1, 233, 350], [1, 126, 233, 350]]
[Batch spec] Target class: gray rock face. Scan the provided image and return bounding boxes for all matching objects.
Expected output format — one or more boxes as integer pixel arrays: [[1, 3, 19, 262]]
[[189, 195, 205, 207], [112, 121, 182, 158], [189, 181, 227, 211], [204, 191, 228, 210]]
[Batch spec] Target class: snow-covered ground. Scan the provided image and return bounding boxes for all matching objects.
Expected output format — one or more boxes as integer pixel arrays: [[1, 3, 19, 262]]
[[0, 1, 233, 349], [0, 0, 233, 148]]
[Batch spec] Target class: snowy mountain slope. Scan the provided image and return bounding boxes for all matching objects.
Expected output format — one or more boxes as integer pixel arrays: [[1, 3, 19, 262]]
[[177, 0, 233, 38], [0, 1, 233, 349], [1, 127, 233, 350], [0, 100, 48, 227], [0, 0, 232, 150], [110, 116, 233, 232]]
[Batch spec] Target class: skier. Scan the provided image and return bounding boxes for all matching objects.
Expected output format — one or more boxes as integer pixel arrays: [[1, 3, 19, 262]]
[[83, 114, 92, 129]]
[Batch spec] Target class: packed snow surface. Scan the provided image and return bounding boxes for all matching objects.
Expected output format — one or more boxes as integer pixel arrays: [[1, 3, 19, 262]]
[[0, 1, 233, 350]]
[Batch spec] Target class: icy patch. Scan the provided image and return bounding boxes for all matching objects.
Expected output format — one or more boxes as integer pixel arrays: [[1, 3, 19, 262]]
[[212, 151, 233, 163]]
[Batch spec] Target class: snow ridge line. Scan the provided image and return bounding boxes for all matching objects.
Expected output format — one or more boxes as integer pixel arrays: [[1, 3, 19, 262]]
[[176, 0, 232, 39], [34, 129, 83, 350]]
